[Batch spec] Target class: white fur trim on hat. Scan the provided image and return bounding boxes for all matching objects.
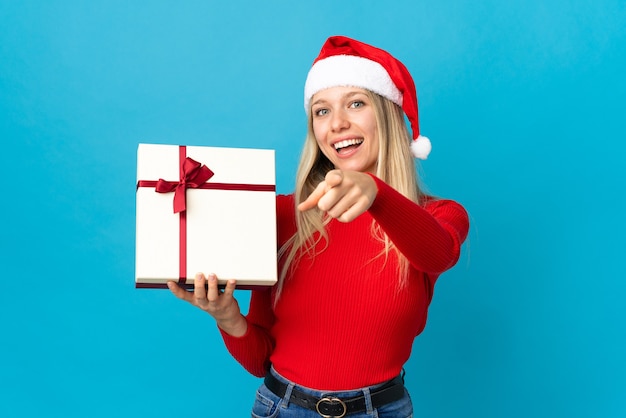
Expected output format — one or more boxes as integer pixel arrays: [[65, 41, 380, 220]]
[[411, 135, 431, 160], [304, 55, 403, 112]]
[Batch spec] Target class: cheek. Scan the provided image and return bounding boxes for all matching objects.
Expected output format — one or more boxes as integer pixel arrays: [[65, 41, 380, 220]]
[[310, 126, 331, 156], [365, 118, 378, 139], [311, 121, 325, 141], [311, 136, 335, 163], [312, 125, 331, 153]]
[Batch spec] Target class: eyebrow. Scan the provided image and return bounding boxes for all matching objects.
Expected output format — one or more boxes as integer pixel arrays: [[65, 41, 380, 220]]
[[311, 89, 368, 108]]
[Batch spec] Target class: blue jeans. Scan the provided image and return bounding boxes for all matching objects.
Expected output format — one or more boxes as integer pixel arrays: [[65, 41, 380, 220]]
[[251, 367, 413, 418]]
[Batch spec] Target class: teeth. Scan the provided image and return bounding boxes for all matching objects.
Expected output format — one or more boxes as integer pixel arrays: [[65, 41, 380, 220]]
[[334, 139, 363, 150]]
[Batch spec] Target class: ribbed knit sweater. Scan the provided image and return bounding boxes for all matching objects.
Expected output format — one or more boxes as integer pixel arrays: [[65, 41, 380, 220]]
[[221, 175, 469, 391]]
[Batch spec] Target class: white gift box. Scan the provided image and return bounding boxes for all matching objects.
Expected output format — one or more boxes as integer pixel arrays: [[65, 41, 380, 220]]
[[135, 143, 277, 288]]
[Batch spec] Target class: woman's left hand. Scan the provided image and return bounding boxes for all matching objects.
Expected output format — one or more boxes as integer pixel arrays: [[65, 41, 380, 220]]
[[298, 170, 377, 222]]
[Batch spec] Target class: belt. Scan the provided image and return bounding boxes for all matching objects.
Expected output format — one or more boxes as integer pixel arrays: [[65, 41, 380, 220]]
[[263, 372, 405, 418]]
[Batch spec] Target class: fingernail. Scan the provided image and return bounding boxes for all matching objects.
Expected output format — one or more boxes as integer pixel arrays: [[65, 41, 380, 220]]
[[208, 273, 217, 282]]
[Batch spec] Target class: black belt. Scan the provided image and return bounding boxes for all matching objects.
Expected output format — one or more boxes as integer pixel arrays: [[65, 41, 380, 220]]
[[264, 372, 405, 417]]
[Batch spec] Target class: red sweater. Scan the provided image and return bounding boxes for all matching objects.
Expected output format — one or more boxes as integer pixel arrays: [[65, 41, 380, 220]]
[[221, 176, 469, 390]]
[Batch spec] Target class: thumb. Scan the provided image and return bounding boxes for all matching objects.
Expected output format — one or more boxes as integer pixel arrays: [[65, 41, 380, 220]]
[[325, 170, 343, 187]]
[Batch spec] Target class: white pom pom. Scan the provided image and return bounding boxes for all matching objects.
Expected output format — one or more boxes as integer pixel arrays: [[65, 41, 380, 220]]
[[410, 135, 431, 159]]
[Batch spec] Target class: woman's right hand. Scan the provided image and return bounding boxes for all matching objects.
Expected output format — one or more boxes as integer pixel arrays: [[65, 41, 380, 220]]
[[167, 273, 248, 337], [298, 169, 377, 223]]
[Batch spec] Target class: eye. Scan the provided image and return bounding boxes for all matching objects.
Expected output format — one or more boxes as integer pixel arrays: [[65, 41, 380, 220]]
[[313, 108, 329, 117], [349, 100, 365, 109]]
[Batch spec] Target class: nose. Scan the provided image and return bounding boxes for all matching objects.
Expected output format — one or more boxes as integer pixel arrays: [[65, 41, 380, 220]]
[[330, 109, 349, 132]]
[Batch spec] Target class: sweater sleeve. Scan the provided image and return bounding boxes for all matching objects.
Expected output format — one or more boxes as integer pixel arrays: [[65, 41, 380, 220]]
[[219, 288, 275, 377], [367, 175, 469, 275]]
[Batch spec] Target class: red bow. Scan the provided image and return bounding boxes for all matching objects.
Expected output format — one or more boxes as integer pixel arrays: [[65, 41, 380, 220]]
[[155, 157, 214, 213]]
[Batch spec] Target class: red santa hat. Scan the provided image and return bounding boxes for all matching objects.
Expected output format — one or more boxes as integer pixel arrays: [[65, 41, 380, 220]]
[[304, 35, 431, 159]]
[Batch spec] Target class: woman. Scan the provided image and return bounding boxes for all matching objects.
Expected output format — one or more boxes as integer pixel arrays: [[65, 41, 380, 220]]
[[168, 35, 469, 417]]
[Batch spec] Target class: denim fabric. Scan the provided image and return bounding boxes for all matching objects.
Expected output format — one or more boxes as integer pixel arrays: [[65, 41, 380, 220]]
[[251, 368, 413, 418]]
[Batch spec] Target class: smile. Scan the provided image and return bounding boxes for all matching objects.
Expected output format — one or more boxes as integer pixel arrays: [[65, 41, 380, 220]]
[[333, 138, 364, 152]]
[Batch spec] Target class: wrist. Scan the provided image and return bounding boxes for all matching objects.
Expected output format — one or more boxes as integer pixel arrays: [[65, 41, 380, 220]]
[[217, 314, 248, 337]]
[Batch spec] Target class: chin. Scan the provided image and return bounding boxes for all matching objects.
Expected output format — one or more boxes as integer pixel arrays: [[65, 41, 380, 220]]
[[337, 164, 367, 173]]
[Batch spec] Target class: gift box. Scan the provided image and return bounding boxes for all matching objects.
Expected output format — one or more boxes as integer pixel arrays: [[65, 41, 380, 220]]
[[135, 143, 277, 288]]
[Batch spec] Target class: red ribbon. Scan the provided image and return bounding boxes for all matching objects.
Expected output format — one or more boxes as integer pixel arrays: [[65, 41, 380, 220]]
[[136, 145, 275, 285], [155, 154, 215, 214]]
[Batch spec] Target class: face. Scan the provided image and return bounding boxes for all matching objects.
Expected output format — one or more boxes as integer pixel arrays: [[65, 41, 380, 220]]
[[310, 86, 379, 174]]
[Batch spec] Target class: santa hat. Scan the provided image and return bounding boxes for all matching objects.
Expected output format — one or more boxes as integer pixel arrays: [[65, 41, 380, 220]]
[[304, 35, 431, 159]]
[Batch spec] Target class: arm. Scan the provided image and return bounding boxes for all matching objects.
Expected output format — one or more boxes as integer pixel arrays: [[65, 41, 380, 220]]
[[168, 276, 276, 378], [367, 175, 469, 275], [219, 287, 276, 377], [297, 169, 468, 274]]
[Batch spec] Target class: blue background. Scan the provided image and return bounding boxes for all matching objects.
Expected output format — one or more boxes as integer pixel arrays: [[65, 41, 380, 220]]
[[1, 1, 625, 417]]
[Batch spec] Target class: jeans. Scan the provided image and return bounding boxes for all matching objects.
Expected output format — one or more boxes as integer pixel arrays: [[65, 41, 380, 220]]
[[251, 367, 413, 418]]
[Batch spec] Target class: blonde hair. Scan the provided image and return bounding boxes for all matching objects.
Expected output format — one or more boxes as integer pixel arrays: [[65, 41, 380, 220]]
[[276, 91, 424, 300]]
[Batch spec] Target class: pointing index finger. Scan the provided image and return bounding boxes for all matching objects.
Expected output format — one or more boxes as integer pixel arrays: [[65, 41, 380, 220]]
[[297, 181, 327, 212]]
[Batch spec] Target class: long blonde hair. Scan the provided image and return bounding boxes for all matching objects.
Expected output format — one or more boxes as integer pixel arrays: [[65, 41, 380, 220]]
[[276, 90, 424, 299]]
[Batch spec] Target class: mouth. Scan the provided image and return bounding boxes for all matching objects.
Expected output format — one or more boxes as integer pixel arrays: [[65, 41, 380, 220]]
[[333, 138, 364, 154]]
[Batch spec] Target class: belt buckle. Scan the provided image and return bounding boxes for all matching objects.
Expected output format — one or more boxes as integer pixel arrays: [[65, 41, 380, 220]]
[[315, 396, 347, 418]]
